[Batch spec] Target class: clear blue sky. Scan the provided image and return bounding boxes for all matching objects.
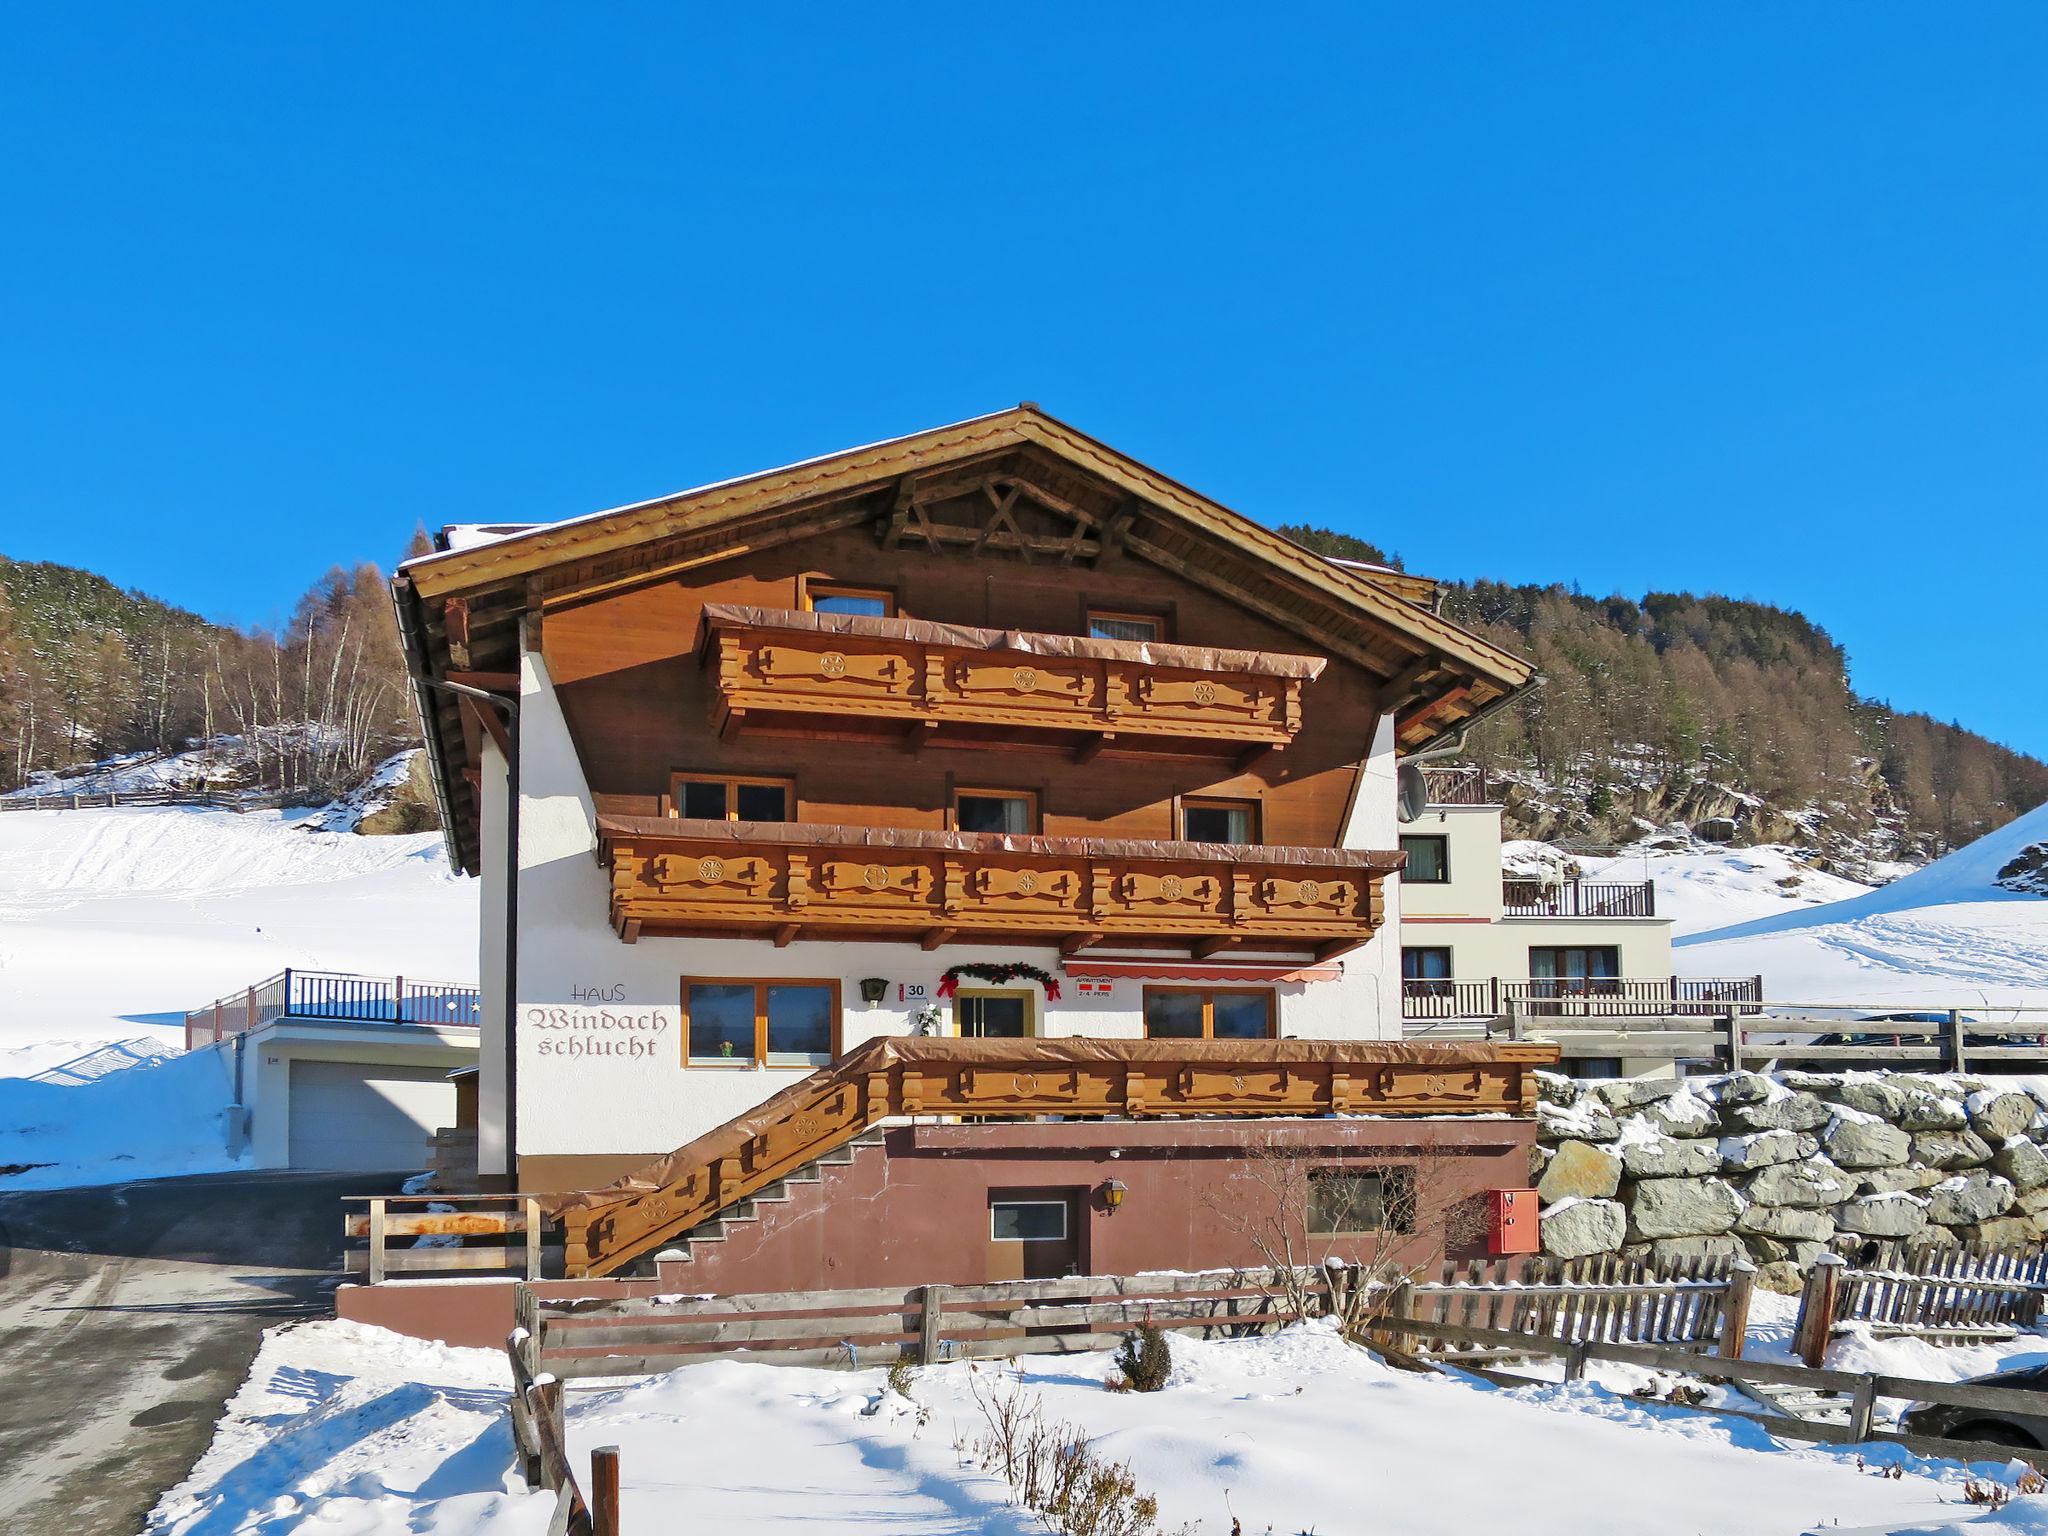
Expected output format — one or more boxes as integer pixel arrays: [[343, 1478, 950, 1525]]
[[3, 8, 2043, 756]]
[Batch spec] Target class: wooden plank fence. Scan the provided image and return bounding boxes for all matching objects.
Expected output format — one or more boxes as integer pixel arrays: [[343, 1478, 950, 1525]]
[[342, 1194, 552, 1281], [507, 1292, 619, 1536], [0, 787, 297, 813], [1794, 1244, 2048, 1365], [517, 1255, 1751, 1381]]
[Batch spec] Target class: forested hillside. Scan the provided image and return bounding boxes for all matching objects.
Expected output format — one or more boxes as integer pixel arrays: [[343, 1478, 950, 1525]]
[[1280, 525, 2048, 870], [0, 553, 418, 798]]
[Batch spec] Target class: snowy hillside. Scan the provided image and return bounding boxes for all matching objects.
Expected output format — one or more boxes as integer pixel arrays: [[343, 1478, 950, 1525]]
[[1673, 800, 2048, 1007], [0, 803, 477, 1057]]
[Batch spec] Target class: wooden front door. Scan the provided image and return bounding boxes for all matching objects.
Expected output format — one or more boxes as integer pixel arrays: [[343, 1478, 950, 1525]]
[[985, 1188, 1082, 1281]]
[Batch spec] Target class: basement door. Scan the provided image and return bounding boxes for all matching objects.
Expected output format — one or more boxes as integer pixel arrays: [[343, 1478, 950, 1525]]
[[286, 1060, 454, 1171], [985, 1189, 1082, 1281]]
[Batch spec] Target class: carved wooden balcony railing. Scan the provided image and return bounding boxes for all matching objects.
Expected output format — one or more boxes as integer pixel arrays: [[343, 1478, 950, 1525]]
[[698, 604, 1326, 760], [598, 817, 1401, 957], [551, 1035, 1560, 1276]]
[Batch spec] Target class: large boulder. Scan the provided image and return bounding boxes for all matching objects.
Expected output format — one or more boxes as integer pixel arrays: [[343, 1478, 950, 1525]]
[[2018, 1184, 2048, 1217], [1736, 1205, 1836, 1242], [1960, 1215, 2047, 1248], [1830, 1079, 1908, 1121], [1992, 1138, 2048, 1195], [1712, 1071, 1777, 1107], [1642, 1090, 1720, 1138], [1746, 1159, 1857, 1208], [1591, 1078, 1683, 1111], [1541, 1198, 1626, 1260], [1969, 1091, 2042, 1144], [1859, 1166, 1945, 1196], [1834, 1193, 1931, 1238], [1718, 1129, 1818, 1172], [1925, 1172, 2015, 1226], [1756, 1260, 1806, 1295], [1899, 1093, 1968, 1132], [1911, 1129, 1995, 1170], [1538, 1097, 1619, 1144], [1820, 1113, 1913, 1170], [1648, 1235, 1745, 1264], [1537, 1141, 1623, 1202], [1617, 1132, 1722, 1180], [1627, 1177, 1746, 1240], [1729, 1092, 1830, 1134]]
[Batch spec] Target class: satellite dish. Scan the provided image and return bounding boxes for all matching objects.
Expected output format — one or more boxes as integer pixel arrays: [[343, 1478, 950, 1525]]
[[1396, 764, 1429, 824]]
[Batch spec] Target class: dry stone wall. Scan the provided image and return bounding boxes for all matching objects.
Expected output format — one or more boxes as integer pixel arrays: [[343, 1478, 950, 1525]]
[[1536, 1070, 2048, 1291]]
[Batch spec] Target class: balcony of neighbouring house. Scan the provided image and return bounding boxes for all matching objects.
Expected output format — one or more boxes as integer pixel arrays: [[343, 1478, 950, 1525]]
[[182, 969, 483, 1050], [698, 604, 1325, 763], [1400, 975, 1763, 1022], [1419, 765, 1493, 805], [596, 816, 1400, 958], [1500, 878, 1657, 918]]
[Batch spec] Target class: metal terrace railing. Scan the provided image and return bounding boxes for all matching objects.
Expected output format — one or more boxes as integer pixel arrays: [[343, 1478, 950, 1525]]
[[184, 968, 482, 1049], [1501, 878, 1657, 917]]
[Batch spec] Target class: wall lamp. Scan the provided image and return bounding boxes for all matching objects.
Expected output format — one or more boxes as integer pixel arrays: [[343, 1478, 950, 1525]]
[[858, 977, 890, 1007], [1098, 1178, 1129, 1213]]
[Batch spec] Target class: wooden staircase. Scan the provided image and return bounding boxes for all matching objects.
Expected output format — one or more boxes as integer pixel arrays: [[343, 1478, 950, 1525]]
[[550, 1036, 1556, 1278]]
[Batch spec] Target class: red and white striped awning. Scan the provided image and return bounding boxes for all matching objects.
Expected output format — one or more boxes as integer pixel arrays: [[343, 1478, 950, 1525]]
[[1060, 959, 1343, 984]]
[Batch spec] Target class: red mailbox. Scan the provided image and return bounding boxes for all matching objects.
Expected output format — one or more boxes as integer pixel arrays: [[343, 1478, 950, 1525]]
[[1488, 1188, 1540, 1256]]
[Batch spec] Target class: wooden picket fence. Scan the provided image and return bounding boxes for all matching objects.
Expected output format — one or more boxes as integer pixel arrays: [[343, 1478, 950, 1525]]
[[1794, 1242, 2048, 1364], [1399, 1253, 1748, 1355]]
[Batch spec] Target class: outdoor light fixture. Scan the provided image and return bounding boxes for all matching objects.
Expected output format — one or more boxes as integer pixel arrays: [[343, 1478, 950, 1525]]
[[1098, 1178, 1128, 1213], [858, 977, 889, 1006]]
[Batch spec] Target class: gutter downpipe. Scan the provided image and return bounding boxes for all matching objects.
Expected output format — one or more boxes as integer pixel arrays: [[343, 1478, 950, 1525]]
[[413, 671, 520, 1192]]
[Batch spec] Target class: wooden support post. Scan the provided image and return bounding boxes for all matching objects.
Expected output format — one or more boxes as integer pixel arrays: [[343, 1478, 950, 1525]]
[[525, 1197, 544, 1281], [1795, 1255, 1844, 1369], [1718, 1261, 1755, 1360], [1722, 1010, 1744, 1075], [1846, 1373, 1878, 1443], [531, 1378, 567, 1492], [212, 1001, 223, 1045], [1564, 1341, 1589, 1382], [920, 1283, 945, 1364], [1947, 1009, 1968, 1075], [591, 1445, 621, 1536], [368, 1198, 387, 1285]]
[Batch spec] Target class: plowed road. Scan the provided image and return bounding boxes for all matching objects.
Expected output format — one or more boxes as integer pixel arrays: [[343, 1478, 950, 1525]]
[[0, 1171, 400, 1533]]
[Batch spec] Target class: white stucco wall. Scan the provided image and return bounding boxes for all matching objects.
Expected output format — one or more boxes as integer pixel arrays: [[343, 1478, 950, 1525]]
[[495, 660, 1408, 1161]]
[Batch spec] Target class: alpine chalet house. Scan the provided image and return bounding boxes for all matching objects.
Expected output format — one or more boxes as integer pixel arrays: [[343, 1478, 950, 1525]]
[[388, 407, 1550, 1294]]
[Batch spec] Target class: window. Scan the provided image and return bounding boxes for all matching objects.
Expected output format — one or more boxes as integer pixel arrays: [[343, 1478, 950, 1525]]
[[990, 1200, 1069, 1241], [1307, 1167, 1415, 1235], [671, 773, 794, 823], [1528, 946, 1621, 983], [683, 979, 840, 1067], [1402, 947, 1453, 981], [1087, 610, 1163, 643], [804, 583, 894, 618], [1400, 834, 1448, 883], [1179, 797, 1258, 845], [953, 788, 1037, 835], [1142, 987, 1275, 1040], [956, 991, 1033, 1039]]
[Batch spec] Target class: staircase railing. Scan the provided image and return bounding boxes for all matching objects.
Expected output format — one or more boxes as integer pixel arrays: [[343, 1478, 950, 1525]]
[[551, 1036, 1559, 1279]]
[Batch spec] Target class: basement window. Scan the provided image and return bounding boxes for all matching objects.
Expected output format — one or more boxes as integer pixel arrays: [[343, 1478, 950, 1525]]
[[1307, 1167, 1415, 1236]]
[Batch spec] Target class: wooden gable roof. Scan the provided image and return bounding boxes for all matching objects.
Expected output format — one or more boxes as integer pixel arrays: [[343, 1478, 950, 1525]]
[[394, 406, 1533, 873]]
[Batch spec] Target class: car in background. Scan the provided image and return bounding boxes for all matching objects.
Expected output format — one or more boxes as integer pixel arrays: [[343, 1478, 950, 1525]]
[[1899, 1361, 2048, 1449]]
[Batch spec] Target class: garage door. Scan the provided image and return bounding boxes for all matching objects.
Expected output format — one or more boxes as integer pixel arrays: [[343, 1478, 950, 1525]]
[[287, 1060, 456, 1171]]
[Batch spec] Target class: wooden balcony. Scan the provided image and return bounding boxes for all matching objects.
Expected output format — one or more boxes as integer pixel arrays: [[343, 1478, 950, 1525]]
[[1502, 879, 1657, 918], [598, 816, 1400, 958], [698, 604, 1325, 761]]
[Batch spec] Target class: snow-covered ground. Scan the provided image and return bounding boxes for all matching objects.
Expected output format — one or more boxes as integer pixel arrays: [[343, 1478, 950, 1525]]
[[149, 1314, 2048, 1536], [0, 802, 476, 1054], [1667, 802, 2048, 1009], [0, 1047, 246, 1188]]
